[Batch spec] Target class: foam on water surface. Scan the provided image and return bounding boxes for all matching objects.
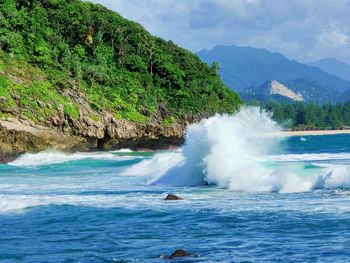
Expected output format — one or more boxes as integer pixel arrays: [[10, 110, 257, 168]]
[[9, 150, 139, 166], [120, 107, 350, 193]]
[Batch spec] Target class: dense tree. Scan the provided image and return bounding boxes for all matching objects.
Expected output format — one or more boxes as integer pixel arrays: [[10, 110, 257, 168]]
[[251, 100, 350, 130], [0, 0, 241, 123]]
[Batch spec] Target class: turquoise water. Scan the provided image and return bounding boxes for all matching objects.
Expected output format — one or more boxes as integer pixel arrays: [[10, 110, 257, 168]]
[[1, 135, 350, 262]]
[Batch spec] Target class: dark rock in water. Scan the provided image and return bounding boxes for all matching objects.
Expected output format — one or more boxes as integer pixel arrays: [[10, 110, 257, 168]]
[[159, 249, 193, 259], [164, 194, 183, 201], [170, 249, 192, 259]]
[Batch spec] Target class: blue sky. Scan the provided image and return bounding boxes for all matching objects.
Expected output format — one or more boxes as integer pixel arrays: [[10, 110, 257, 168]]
[[89, 0, 350, 64]]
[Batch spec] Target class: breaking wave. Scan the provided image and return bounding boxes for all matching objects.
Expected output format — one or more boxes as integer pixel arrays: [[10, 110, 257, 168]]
[[125, 107, 350, 193], [10, 150, 137, 167]]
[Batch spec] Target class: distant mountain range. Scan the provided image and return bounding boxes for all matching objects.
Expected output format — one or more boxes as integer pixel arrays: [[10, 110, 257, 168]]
[[309, 58, 350, 82], [197, 45, 350, 104]]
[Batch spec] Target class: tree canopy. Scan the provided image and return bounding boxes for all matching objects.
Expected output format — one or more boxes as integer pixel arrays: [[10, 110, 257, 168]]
[[251, 100, 350, 130], [0, 0, 241, 123]]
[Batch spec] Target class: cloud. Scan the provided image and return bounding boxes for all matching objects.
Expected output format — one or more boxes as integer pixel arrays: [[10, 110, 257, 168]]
[[88, 0, 350, 64], [318, 30, 349, 47]]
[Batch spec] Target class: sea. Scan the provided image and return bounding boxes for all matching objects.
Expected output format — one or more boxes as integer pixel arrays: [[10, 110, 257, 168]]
[[1, 108, 350, 262]]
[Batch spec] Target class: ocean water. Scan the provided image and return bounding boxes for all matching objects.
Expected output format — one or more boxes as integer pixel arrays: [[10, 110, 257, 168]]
[[2, 109, 350, 262]]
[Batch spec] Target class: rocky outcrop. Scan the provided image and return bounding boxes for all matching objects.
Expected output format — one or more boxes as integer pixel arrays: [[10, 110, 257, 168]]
[[160, 249, 194, 259], [0, 118, 87, 163], [164, 194, 183, 201], [0, 111, 188, 163], [269, 80, 304, 101]]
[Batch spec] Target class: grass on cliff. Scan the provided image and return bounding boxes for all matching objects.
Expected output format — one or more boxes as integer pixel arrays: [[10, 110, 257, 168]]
[[0, 0, 242, 124]]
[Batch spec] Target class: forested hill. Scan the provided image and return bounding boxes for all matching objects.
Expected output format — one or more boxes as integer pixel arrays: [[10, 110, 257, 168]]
[[0, 0, 241, 123], [0, 0, 241, 162]]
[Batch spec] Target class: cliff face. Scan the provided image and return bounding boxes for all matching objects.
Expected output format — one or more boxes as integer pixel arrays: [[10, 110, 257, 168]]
[[0, 89, 193, 162], [0, 113, 188, 163]]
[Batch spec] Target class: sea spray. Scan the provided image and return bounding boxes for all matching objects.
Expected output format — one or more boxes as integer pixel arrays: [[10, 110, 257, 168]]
[[9, 107, 350, 193], [124, 107, 350, 193], [151, 107, 283, 189]]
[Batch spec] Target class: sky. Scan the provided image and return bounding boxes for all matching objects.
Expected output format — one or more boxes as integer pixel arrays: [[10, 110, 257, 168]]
[[89, 0, 350, 64]]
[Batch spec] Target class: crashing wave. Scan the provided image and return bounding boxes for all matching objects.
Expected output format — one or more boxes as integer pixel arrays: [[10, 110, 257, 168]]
[[125, 107, 350, 193]]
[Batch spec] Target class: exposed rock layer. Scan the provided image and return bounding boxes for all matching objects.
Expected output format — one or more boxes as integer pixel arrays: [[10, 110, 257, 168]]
[[0, 113, 189, 163]]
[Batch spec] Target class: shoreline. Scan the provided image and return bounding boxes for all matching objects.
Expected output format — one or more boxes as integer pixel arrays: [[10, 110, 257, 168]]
[[283, 129, 350, 137]]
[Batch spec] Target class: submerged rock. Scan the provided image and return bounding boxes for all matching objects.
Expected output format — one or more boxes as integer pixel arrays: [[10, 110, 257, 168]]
[[164, 194, 183, 201], [160, 249, 194, 260], [170, 249, 192, 259]]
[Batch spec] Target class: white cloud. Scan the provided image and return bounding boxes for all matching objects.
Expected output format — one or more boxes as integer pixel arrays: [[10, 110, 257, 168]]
[[318, 30, 349, 47]]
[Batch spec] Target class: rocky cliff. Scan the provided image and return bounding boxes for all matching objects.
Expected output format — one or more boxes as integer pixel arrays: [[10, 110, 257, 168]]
[[0, 86, 196, 162], [0, 109, 189, 163], [0, 0, 242, 163]]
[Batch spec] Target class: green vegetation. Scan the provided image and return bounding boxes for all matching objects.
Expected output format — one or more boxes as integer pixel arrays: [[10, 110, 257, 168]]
[[0, 52, 81, 123], [252, 100, 350, 130], [0, 0, 241, 124], [162, 116, 176, 126]]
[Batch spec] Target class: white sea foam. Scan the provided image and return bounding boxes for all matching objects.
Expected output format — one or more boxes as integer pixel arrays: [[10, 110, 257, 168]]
[[122, 107, 350, 193], [0, 192, 187, 213], [0, 194, 116, 213], [120, 151, 183, 179], [269, 153, 350, 162], [9, 150, 139, 166], [110, 149, 133, 153], [314, 165, 350, 189]]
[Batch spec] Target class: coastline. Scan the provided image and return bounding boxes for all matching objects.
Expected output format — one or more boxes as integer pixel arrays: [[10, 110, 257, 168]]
[[283, 129, 350, 137]]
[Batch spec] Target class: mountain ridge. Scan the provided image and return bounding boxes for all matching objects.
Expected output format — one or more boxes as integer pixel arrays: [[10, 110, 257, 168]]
[[197, 45, 350, 103], [309, 58, 350, 81]]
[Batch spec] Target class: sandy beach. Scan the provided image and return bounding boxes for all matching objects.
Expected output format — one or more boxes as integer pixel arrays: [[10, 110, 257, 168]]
[[283, 129, 350, 137]]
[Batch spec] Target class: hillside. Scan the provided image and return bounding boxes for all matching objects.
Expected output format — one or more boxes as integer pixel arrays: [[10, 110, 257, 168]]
[[241, 80, 304, 103], [242, 79, 344, 104], [309, 58, 350, 81], [197, 45, 350, 103], [0, 0, 241, 162]]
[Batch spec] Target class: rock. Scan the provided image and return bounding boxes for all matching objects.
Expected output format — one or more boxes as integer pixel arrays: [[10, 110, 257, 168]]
[[160, 249, 193, 259], [51, 116, 63, 126], [0, 88, 191, 163], [37, 100, 45, 108], [158, 102, 169, 118], [141, 108, 151, 116], [164, 194, 183, 201], [115, 104, 124, 110], [12, 94, 21, 101], [170, 249, 192, 259], [0, 96, 7, 103]]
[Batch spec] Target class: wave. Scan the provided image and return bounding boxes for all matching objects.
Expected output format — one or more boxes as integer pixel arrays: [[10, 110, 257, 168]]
[[123, 107, 350, 193], [9, 150, 140, 167], [120, 151, 183, 179], [110, 149, 133, 153], [269, 153, 350, 162], [0, 194, 123, 213], [0, 191, 185, 213]]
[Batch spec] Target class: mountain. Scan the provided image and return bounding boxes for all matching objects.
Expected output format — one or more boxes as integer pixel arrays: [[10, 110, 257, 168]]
[[0, 0, 241, 162], [241, 79, 344, 104], [241, 80, 304, 103], [197, 45, 350, 103], [309, 58, 350, 81]]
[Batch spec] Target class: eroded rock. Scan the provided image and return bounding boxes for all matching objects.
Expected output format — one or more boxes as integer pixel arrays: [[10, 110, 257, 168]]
[[164, 194, 183, 201]]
